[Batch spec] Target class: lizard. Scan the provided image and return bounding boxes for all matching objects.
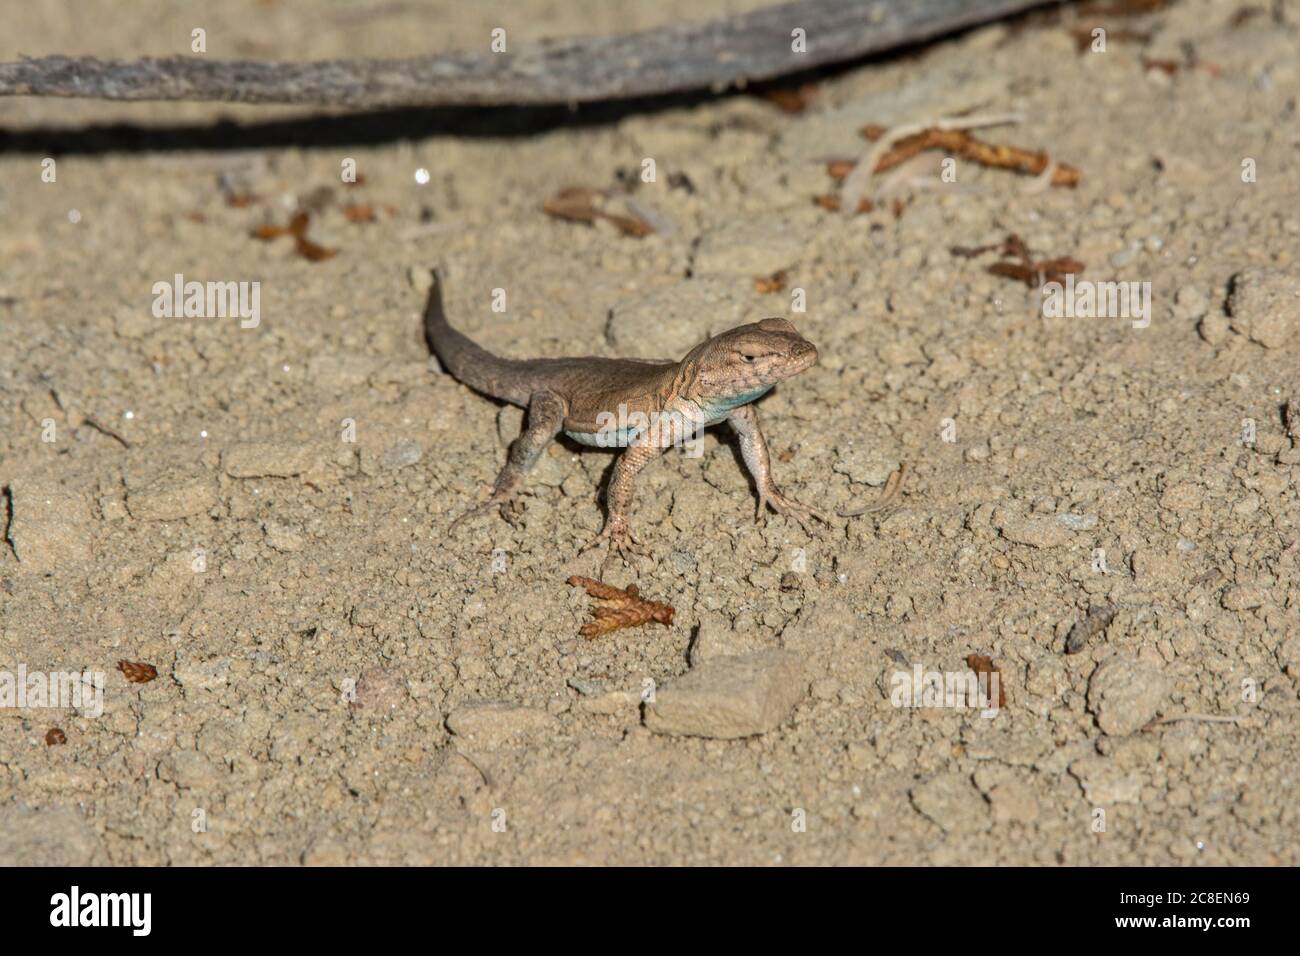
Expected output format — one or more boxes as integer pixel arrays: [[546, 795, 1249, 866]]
[[422, 268, 830, 561]]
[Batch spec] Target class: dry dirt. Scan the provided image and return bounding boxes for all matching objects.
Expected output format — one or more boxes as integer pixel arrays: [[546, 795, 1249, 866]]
[[1, 0, 1298, 866]]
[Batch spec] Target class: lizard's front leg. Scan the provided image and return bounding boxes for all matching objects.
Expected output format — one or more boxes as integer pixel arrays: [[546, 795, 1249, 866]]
[[449, 390, 565, 533], [728, 403, 830, 533], [580, 442, 665, 563]]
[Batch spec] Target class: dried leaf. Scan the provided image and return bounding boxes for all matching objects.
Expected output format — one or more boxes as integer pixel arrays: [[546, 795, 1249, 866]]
[[954, 234, 1085, 287], [343, 203, 376, 222], [542, 187, 654, 238], [826, 160, 855, 180], [252, 211, 336, 261], [45, 728, 67, 746], [294, 236, 337, 261], [864, 127, 1080, 187], [813, 194, 874, 213], [754, 270, 787, 294], [117, 660, 158, 684], [1142, 56, 1182, 75], [965, 654, 1006, 709], [1065, 605, 1117, 655], [567, 575, 674, 639]]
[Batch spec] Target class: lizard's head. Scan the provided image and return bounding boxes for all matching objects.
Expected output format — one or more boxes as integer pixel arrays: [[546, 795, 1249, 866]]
[[688, 318, 819, 396]]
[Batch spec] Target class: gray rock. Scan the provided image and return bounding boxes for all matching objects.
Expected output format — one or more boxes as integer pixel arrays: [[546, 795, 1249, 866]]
[[1087, 655, 1170, 735], [644, 650, 806, 739]]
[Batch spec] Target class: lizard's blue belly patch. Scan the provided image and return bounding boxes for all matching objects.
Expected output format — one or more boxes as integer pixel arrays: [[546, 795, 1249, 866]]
[[700, 385, 773, 424]]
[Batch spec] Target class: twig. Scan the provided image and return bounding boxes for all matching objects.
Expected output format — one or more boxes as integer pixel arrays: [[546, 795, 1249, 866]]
[[1143, 713, 1247, 731], [81, 416, 132, 449], [837, 462, 906, 517], [840, 112, 1024, 215], [0, 1, 1051, 109]]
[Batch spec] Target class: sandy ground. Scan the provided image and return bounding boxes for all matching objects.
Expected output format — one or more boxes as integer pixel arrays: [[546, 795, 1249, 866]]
[[1, 0, 1298, 866]]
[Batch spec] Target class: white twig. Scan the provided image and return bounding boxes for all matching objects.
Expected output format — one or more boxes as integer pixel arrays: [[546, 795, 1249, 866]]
[[839, 112, 1024, 216]]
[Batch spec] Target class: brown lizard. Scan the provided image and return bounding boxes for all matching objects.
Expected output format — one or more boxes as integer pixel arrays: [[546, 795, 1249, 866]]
[[422, 269, 829, 561]]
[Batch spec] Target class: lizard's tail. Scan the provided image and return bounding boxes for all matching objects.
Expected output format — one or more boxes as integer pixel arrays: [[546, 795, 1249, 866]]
[[422, 269, 531, 405]]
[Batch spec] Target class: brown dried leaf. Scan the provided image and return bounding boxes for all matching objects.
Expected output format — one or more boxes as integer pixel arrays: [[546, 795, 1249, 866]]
[[567, 576, 675, 639], [1065, 604, 1117, 655], [754, 270, 787, 294], [965, 654, 1007, 709], [987, 261, 1038, 285], [45, 728, 67, 746], [294, 236, 338, 262], [812, 194, 874, 214], [117, 660, 158, 684], [869, 128, 1081, 187], [542, 187, 654, 238], [342, 203, 376, 222], [826, 160, 855, 180], [1142, 56, 1182, 75]]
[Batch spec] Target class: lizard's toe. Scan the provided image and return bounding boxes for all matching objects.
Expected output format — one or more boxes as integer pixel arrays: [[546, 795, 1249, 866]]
[[765, 491, 832, 535]]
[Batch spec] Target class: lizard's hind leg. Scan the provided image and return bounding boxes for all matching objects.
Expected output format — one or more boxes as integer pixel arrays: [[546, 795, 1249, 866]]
[[449, 390, 566, 534]]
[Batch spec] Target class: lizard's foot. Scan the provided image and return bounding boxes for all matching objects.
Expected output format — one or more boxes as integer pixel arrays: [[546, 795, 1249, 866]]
[[757, 490, 832, 535], [447, 491, 519, 535], [579, 519, 649, 568]]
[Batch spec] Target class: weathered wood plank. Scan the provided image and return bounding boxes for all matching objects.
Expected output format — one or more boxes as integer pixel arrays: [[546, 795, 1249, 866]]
[[0, 0, 1048, 109]]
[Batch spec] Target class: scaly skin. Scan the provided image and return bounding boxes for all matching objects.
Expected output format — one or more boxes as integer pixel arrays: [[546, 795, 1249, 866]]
[[423, 269, 829, 563]]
